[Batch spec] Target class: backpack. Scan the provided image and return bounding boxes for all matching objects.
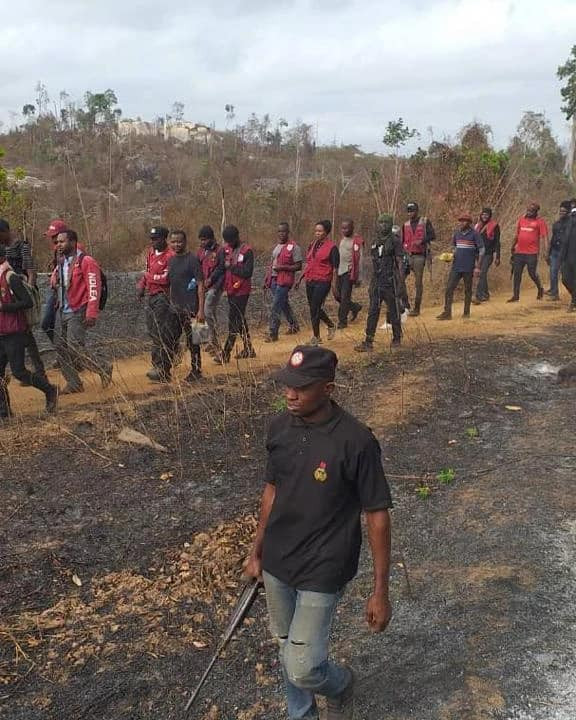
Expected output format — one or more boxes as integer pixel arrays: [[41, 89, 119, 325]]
[[6, 270, 42, 329], [79, 255, 108, 311]]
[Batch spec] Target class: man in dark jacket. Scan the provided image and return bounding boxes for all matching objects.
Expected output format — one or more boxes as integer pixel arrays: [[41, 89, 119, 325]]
[[437, 214, 484, 320], [547, 201, 572, 301], [355, 214, 407, 352], [561, 212, 576, 311]]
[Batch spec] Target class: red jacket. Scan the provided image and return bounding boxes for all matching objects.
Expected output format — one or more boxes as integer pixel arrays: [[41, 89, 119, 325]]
[[0, 264, 28, 335], [402, 219, 427, 255], [50, 252, 103, 321], [138, 248, 174, 296], [265, 241, 301, 289], [224, 243, 252, 296], [475, 219, 498, 240], [304, 238, 337, 283], [198, 244, 220, 283]]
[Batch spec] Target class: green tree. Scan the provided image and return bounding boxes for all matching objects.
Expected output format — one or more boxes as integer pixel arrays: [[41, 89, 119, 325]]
[[558, 45, 576, 180], [172, 101, 185, 123], [22, 104, 36, 120], [77, 89, 121, 130], [510, 111, 564, 173], [0, 147, 27, 225], [382, 117, 418, 152]]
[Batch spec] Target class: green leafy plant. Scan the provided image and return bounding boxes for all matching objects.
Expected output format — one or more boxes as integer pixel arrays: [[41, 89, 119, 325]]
[[416, 485, 431, 500], [437, 468, 456, 485]]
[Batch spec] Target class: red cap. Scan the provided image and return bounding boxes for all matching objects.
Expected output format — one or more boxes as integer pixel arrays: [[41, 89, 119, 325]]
[[45, 219, 68, 239], [457, 213, 473, 222]]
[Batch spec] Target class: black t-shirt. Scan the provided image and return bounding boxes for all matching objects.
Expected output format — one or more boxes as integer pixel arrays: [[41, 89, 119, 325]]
[[262, 402, 393, 593], [168, 252, 204, 312]]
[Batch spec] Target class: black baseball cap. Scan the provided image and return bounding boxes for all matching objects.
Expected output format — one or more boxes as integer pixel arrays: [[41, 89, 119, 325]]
[[149, 225, 169, 239], [406, 202, 418, 212], [273, 346, 338, 388]]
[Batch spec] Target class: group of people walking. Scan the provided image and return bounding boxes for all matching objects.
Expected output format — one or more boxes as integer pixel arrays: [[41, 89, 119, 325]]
[[1, 197, 576, 415]]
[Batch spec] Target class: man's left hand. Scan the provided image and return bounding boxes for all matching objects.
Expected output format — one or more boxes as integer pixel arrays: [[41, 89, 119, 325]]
[[84, 317, 96, 328], [365, 592, 392, 633]]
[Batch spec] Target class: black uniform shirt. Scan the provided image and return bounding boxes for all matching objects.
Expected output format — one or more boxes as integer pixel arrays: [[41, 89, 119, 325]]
[[168, 252, 204, 313], [262, 402, 392, 593]]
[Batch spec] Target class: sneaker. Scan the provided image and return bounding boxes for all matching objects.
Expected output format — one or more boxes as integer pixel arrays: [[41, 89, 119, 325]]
[[436, 311, 452, 320], [326, 667, 355, 720], [544, 289, 552, 295], [506, 297, 519, 303], [537, 287, 544, 300], [327, 326, 336, 340], [286, 326, 300, 335], [235, 347, 256, 359], [408, 309, 420, 317], [45, 385, 59, 414], [337, 322, 348, 330], [100, 363, 113, 389], [264, 334, 278, 343], [548, 295, 560, 302], [350, 305, 362, 322], [60, 384, 84, 395], [391, 337, 402, 345], [462, 312, 471, 319], [354, 340, 373, 353], [471, 298, 482, 305], [146, 368, 171, 383], [308, 337, 321, 346]]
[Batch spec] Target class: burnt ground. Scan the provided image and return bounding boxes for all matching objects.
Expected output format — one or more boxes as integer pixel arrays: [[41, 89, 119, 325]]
[[1, 322, 576, 720]]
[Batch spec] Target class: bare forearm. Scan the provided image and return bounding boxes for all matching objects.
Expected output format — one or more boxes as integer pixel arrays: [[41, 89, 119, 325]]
[[251, 483, 276, 558], [366, 509, 391, 594]]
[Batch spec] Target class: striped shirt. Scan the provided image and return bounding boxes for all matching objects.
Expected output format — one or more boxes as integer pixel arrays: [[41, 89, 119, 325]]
[[452, 229, 484, 273], [6, 239, 34, 277]]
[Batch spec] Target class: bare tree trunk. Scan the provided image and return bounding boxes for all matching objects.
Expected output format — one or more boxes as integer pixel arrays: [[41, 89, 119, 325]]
[[566, 117, 576, 183]]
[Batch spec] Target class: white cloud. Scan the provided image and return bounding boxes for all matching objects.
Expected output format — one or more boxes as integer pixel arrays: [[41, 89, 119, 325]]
[[0, 0, 574, 150]]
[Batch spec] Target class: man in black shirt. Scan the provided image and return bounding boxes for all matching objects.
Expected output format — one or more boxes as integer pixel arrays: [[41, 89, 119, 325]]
[[547, 201, 571, 301], [245, 346, 392, 720], [167, 230, 205, 382], [355, 213, 407, 352]]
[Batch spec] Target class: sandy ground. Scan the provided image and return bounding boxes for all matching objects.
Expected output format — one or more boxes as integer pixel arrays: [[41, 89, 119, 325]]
[[7, 291, 574, 417]]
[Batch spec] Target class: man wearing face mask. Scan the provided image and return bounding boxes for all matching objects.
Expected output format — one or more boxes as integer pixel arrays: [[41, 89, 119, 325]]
[[355, 214, 407, 352], [507, 203, 548, 303]]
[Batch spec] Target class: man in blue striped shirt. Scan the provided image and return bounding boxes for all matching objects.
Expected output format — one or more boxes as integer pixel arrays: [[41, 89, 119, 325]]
[[437, 214, 484, 320]]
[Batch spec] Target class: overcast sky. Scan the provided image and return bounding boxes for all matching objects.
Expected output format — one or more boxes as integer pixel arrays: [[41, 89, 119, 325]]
[[1, 0, 575, 152]]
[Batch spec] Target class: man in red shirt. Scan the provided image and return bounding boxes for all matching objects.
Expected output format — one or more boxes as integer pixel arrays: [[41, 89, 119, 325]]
[[508, 203, 548, 302], [52, 230, 112, 394], [137, 226, 178, 382]]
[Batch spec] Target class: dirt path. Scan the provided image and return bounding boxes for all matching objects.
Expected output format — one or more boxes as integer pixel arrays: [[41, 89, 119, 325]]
[[1, 296, 576, 720], [8, 292, 574, 417]]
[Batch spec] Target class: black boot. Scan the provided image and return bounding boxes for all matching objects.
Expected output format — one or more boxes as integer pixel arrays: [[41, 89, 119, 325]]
[[30, 373, 58, 414]]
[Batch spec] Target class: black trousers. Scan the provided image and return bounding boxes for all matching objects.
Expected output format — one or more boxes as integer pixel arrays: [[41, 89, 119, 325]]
[[444, 270, 473, 315], [223, 294, 252, 358], [512, 253, 542, 299], [146, 293, 180, 378], [336, 272, 361, 327], [0, 332, 53, 417], [365, 283, 401, 342], [306, 281, 334, 338], [174, 309, 201, 375], [562, 261, 576, 306]]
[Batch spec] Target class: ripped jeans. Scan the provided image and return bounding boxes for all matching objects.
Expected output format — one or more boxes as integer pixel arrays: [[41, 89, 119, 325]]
[[263, 571, 349, 720]]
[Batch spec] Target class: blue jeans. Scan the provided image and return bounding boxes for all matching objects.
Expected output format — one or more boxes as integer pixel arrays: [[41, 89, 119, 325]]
[[549, 248, 561, 297], [269, 280, 298, 338], [263, 571, 349, 720]]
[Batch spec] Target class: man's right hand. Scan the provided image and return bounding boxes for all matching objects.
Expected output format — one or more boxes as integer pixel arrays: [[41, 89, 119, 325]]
[[243, 554, 262, 581]]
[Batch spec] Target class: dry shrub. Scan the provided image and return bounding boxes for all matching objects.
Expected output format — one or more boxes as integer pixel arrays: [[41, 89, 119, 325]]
[[0, 514, 257, 686]]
